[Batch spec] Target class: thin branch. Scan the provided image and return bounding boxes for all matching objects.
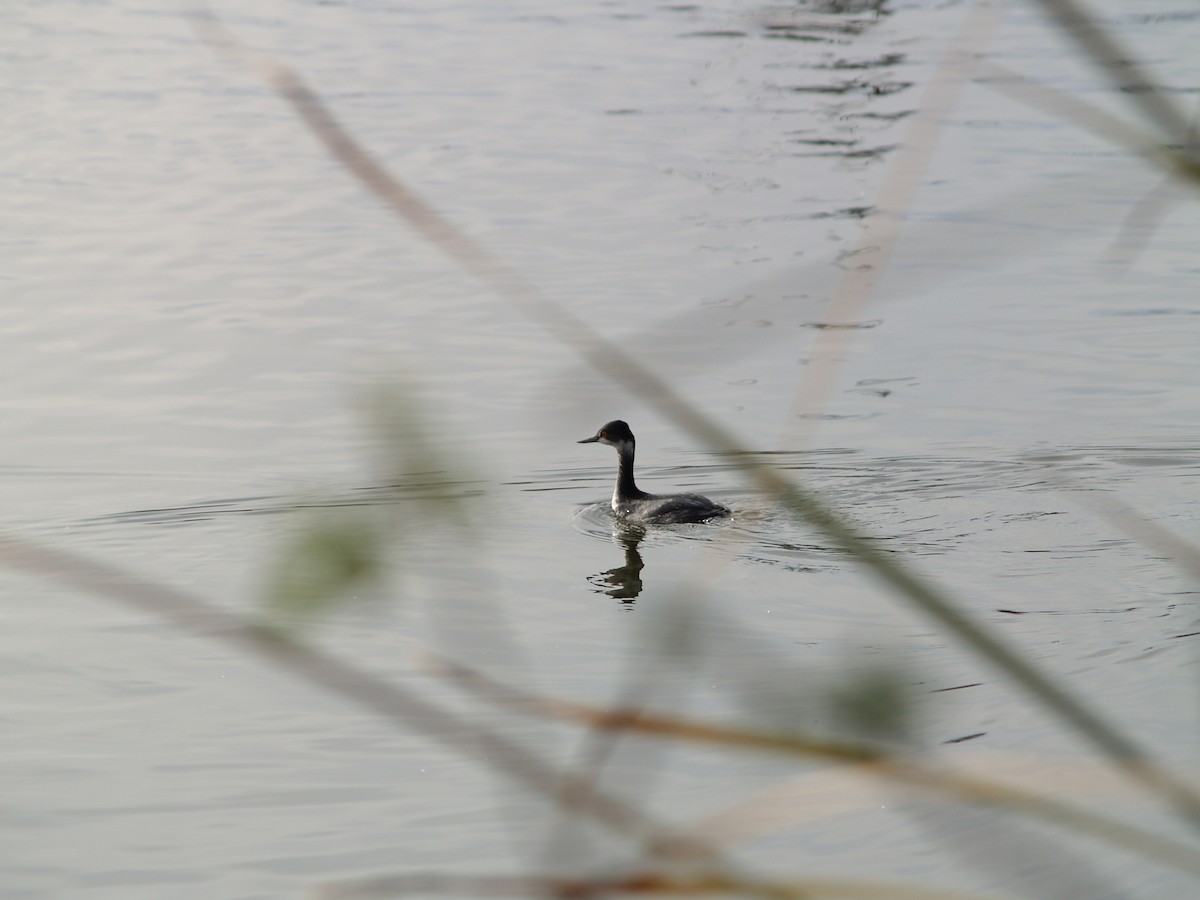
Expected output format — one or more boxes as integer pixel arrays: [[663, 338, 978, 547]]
[[429, 657, 1200, 880], [1030, 0, 1196, 144], [1072, 492, 1200, 586], [314, 869, 1006, 900], [975, 60, 1200, 184]]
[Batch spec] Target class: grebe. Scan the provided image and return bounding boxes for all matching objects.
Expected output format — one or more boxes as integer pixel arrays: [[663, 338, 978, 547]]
[[578, 420, 730, 525]]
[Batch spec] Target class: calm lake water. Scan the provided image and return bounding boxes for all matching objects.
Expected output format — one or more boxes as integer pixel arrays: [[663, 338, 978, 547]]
[[4, 1, 1200, 897]]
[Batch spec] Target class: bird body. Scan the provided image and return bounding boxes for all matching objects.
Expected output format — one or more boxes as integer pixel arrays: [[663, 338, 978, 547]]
[[578, 420, 729, 525]]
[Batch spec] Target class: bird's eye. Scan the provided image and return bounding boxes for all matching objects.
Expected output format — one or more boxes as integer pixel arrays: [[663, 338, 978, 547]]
[[599, 431, 607, 439]]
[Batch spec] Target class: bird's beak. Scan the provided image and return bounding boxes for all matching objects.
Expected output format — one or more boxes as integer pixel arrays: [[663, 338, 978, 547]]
[[578, 435, 599, 444]]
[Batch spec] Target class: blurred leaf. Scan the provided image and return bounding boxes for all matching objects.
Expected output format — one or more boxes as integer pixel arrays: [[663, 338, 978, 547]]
[[358, 383, 477, 530], [259, 382, 482, 628], [264, 514, 386, 623], [827, 664, 913, 745]]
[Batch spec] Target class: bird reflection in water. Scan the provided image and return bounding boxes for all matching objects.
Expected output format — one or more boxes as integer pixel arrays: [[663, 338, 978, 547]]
[[586, 526, 646, 605]]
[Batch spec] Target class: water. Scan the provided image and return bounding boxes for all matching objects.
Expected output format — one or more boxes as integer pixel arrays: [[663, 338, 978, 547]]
[[3, 1, 1200, 897]]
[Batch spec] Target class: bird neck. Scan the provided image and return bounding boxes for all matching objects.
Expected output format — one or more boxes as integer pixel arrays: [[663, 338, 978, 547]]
[[615, 443, 646, 500]]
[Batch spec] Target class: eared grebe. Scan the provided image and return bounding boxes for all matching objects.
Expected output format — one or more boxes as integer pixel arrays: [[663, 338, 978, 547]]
[[578, 420, 730, 525]]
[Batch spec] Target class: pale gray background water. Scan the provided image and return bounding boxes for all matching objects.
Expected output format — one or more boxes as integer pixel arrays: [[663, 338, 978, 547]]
[[3, 1, 1199, 897]]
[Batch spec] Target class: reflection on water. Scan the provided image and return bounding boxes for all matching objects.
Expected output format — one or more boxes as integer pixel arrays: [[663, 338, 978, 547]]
[[584, 523, 646, 605]]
